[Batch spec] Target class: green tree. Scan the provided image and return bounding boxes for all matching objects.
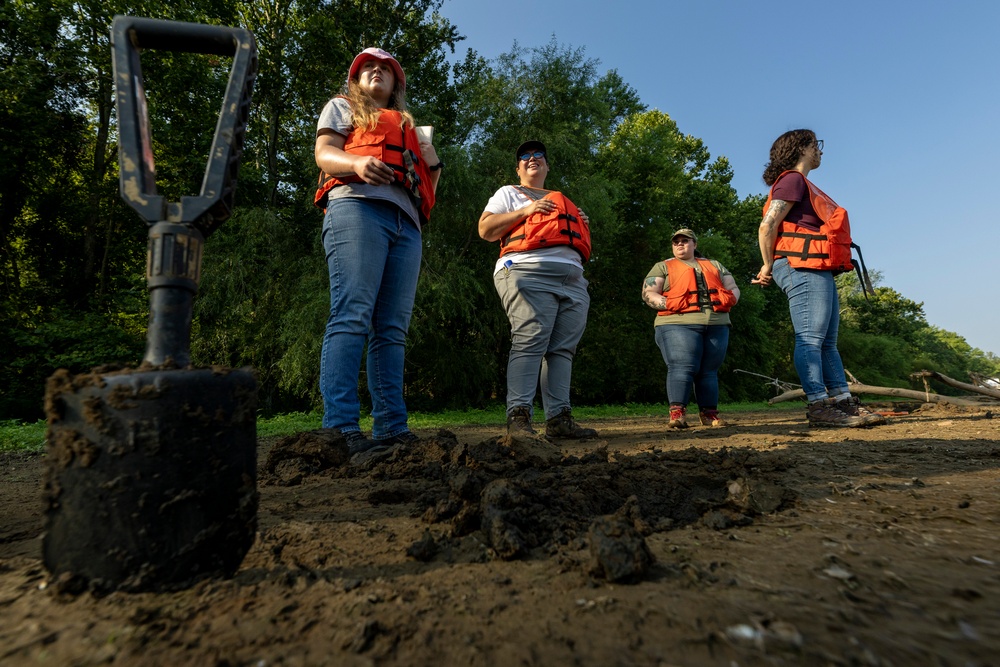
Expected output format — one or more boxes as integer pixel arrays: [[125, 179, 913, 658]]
[[408, 41, 647, 408], [2, 2, 993, 420], [192, 0, 463, 412]]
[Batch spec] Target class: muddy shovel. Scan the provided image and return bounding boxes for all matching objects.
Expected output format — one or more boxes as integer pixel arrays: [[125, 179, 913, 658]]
[[41, 16, 259, 592]]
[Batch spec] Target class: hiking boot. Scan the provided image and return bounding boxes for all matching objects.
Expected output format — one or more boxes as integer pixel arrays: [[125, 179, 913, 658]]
[[699, 409, 727, 427], [506, 406, 536, 435], [836, 396, 887, 426], [806, 399, 866, 428], [667, 405, 689, 429], [545, 408, 598, 439]]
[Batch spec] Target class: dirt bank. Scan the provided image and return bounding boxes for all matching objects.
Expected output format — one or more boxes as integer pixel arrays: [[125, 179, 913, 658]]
[[1, 403, 997, 666]]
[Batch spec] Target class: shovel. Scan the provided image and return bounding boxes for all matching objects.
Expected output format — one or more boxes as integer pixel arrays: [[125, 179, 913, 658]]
[[42, 16, 259, 592]]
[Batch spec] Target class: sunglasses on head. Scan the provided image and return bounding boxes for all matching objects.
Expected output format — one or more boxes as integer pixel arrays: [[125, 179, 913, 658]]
[[519, 151, 546, 161]]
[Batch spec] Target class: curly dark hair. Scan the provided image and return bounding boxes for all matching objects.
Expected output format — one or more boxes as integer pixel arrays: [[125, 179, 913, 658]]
[[762, 129, 817, 186]]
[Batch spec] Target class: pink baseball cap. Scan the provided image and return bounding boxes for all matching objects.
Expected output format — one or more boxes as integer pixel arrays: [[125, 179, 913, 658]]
[[348, 48, 405, 90]]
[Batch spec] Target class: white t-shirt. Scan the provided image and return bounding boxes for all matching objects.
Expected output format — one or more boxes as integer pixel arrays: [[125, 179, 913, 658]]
[[483, 185, 584, 275]]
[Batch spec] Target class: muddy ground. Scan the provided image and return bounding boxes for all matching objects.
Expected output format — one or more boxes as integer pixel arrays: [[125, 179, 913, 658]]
[[1, 403, 998, 666]]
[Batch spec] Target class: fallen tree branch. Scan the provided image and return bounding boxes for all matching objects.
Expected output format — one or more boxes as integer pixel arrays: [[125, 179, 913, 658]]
[[969, 372, 1000, 391], [734, 369, 800, 394], [767, 382, 990, 407], [909, 370, 1000, 400]]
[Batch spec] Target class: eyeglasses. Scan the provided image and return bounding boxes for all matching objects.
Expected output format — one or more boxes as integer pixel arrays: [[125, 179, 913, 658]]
[[519, 151, 546, 162], [815, 139, 824, 151], [672, 237, 693, 245]]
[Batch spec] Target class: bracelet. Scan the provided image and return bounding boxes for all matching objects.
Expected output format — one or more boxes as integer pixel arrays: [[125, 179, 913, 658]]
[[429, 161, 444, 172]]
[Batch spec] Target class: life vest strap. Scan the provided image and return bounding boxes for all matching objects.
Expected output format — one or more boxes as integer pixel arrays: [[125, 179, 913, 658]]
[[776, 251, 831, 259], [852, 242, 874, 300], [778, 231, 824, 240], [776, 231, 830, 260]]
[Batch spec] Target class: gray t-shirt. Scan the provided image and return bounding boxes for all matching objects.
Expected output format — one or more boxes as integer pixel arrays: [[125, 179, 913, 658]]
[[316, 97, 420, 227]]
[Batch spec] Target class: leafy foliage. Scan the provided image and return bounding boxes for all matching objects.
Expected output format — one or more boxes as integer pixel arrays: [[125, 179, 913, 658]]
[[0, 2, 994, 421]]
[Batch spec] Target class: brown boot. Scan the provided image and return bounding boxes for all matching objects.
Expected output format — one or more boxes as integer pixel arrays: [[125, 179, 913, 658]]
[[836, 396, 887, 426], [807, 399, 866, 428], [506, 406, 536, 435], [545, 408, 598, 439]]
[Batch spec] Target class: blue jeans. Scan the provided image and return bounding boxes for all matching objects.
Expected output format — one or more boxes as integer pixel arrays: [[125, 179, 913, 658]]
[[493, 262, 590, 419], [654, 324, 730, 408], [771, 258, 849, 402], [319, 198, 421, 438]]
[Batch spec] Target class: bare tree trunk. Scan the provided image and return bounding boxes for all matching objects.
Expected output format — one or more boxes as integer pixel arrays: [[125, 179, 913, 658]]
[[82, 19, 115, 305], [767, 383, 989, 407], [910, 371, 1000, 400]]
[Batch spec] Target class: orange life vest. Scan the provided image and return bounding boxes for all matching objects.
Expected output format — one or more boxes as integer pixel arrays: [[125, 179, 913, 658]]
[[314, 107, 435, 224], [499, 188, 592, 261], [764, 170, 852, 273], [658, 258, 736, 315]]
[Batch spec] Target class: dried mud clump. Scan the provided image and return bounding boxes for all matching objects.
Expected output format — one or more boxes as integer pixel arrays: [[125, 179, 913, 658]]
[[587, 496, 655, 583], [263, 429, 351, 485]]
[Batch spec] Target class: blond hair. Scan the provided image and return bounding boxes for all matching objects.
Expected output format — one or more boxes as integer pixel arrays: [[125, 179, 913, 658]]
[[342, 78, 414, 132]]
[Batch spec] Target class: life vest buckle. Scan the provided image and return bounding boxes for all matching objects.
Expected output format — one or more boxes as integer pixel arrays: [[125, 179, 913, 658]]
[[402, 149, 423, 200]]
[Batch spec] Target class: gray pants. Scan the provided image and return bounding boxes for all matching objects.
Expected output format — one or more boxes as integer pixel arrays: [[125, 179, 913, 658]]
[[493, 262, 590, 419]]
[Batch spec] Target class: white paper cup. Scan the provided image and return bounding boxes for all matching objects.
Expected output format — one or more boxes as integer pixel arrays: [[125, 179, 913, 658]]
[[415, 125, 434, 143]]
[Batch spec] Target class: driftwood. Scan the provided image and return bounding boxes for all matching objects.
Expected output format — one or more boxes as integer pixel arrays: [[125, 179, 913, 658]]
[[767, 382, 989, 407], [909, 370, 1000, 401]]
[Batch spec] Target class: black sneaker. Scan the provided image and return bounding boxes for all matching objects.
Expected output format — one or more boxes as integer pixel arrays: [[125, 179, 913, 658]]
[[350, 431, 416, 466], [506, 406, 536, 435], [545, 408, 598, 439], [806, 399, 866, 428], [344, 430, 376, 455], [372, 430, 420, 448], [351, 431, 418, 463]]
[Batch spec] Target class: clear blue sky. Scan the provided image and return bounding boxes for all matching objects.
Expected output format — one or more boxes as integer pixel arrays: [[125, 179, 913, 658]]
[[437, 0, 1000, 356]]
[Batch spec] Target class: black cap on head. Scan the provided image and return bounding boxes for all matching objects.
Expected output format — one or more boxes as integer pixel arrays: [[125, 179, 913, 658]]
[[515, 140, 546, 161]]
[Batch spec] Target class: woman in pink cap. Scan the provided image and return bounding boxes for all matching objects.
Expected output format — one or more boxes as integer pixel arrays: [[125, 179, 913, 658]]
[[313, 48, 442, 457]]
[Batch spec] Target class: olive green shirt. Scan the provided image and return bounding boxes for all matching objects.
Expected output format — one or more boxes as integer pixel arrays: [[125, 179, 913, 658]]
[[645, 258, 733, 327]]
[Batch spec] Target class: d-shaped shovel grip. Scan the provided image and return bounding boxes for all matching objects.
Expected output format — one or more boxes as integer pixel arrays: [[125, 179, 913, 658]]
[[111, 15, 257, 236]]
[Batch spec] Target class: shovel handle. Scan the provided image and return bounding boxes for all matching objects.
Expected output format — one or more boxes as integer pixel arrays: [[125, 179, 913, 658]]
[[111, 16, 257, 236]]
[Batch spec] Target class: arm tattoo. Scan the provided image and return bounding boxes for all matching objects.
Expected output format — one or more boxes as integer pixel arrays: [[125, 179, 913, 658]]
[[762, 199, 788, 233], [642, 292, 664, 309], [767, 199, 789, 215], [642, 278, 666, 310]]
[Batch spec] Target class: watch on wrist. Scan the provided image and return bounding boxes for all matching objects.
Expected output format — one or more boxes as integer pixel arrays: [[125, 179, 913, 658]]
[[429, 161, 444, 172]]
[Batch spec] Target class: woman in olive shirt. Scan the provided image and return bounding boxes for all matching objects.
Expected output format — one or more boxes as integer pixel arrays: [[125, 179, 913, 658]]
[[642, 228, 739, 428]]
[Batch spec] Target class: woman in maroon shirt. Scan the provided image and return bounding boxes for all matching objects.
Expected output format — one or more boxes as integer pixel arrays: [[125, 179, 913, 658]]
[[753, 129, 884, 428]]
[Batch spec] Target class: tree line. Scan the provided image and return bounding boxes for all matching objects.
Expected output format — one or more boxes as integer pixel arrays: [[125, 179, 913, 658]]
[[2, 0, 997, 420]]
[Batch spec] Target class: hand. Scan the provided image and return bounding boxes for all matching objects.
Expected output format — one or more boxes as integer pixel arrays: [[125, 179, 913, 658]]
[[751, 264, 773, 287], [418, 141, 439, 167], [578, 208, 590, 224], [525, 198, 556, 217], [353, 155, 395, 186]]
